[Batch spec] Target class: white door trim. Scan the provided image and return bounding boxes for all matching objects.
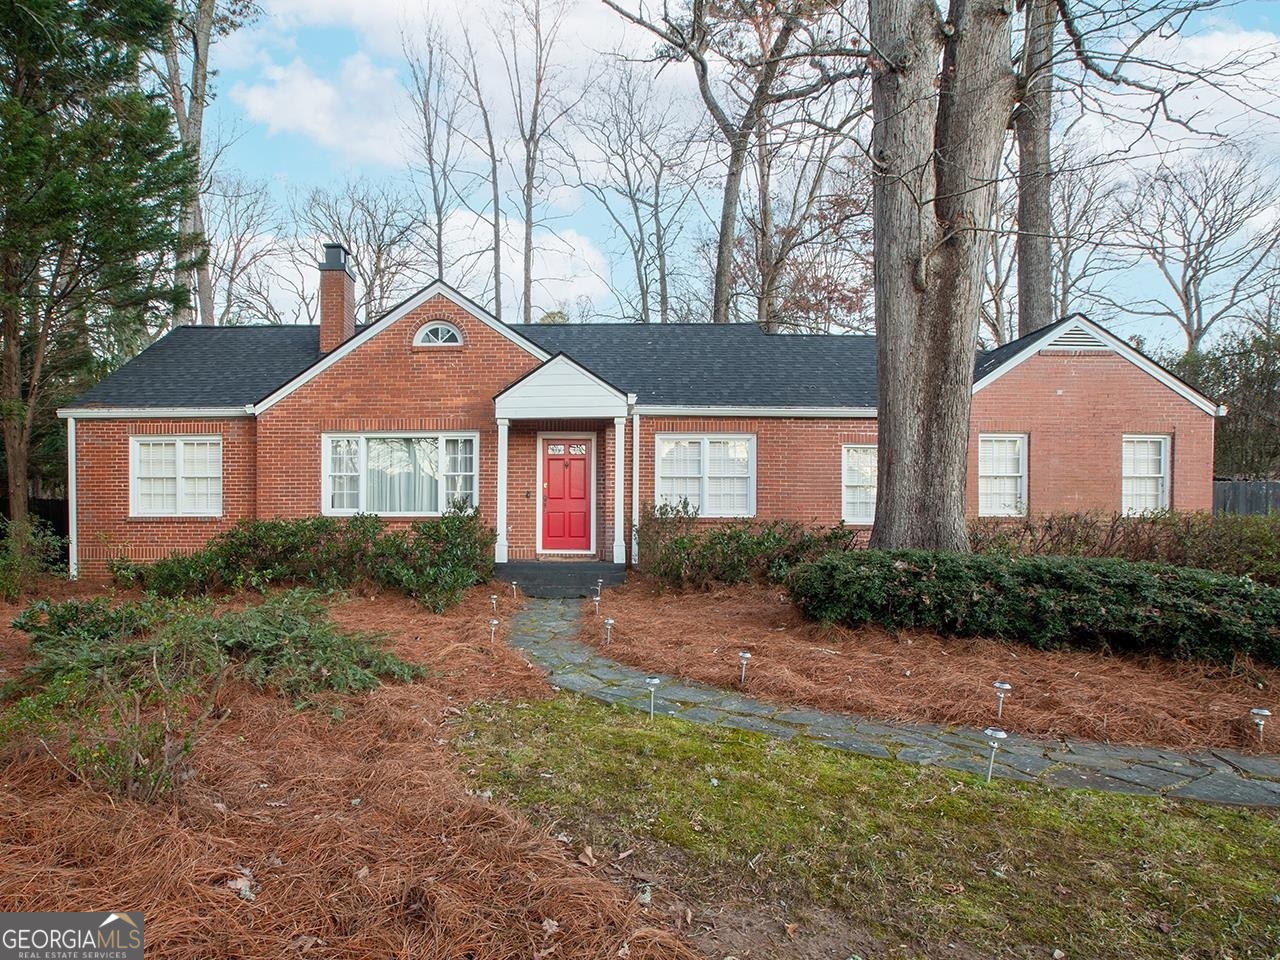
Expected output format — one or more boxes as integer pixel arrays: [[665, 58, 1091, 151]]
[[535, 431, 598, 556]]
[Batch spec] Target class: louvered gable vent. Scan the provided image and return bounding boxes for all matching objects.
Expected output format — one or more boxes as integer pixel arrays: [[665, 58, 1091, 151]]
[[1046, 325, 1109, 351]]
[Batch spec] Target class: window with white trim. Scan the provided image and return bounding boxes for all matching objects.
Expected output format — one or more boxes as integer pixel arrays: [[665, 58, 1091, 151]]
[[322, 433, 478, 516], [412, 321, 463, 346], [131, 436, 223, 517], [977, 434, 1027, 517], [655, 434, 755, 517], [842, 444, 877, 524], [1122, 435, 1169, 514]]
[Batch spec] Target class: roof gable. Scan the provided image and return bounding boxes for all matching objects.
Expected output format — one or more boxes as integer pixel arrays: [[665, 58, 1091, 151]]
[[973, 315, 1222, 417], [253, 280, 548, 414], [495, 353, 631, 419]]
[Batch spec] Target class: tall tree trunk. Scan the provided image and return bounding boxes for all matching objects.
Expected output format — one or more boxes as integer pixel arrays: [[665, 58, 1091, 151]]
[[869, 0, 1016, 552], [654, 179, 670, 324], [0, 250, 28, 525], [192, 198, 215, 324], [484, 116, 502, 320], [755, 120, 778, 331], [522, 153, 534, 324], [1015, 0, 1057, 336], [161, 0, 215, 326], [712, 138, 750, 324]]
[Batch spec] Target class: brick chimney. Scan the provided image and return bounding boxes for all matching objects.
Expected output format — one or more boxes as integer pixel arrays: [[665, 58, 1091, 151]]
[[318, 242, 356, 353]]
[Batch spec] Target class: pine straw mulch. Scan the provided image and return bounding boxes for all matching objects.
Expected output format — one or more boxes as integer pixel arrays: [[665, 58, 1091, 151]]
[[0, 584, 699, 960], [583, 578, 1280, 755]]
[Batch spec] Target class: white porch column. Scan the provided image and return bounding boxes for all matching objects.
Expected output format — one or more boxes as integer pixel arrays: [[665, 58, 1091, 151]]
[[66, 417, 78, 579], [612, 416, 626, 564], [630, 412, 640, 563], [495, 418, 510, 563]]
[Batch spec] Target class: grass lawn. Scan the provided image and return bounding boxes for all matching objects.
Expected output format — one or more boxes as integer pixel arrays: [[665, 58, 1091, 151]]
[[456, 695, 1280, 960]]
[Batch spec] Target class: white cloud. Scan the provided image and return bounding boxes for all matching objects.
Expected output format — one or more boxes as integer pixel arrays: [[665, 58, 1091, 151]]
[[230, 54, 410, 167]]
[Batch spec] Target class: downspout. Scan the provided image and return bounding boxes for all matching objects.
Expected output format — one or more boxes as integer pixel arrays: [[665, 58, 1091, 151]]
[[66, 417, 77, 579]]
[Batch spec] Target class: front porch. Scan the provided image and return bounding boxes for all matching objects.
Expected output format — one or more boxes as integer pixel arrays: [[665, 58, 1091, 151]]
[[494, 354, 638, 566]]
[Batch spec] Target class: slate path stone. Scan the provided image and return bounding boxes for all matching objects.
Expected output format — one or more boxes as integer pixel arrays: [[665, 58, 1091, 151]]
[[505, 598, 1280, 808]]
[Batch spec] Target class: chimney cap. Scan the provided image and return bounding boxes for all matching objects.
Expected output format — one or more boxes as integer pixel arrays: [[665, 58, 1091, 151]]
[[319, 242, 352, 271]]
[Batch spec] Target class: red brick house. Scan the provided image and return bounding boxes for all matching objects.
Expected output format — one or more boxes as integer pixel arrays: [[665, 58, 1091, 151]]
[[59, 244, 1221, 577]]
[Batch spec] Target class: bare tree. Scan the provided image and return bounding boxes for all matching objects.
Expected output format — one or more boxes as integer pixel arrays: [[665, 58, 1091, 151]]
[[493, 0, 583, 324], [292, 179, 428, 322], [860, 0, 1250, 550], [1049, 145, 1126, 321], [455, 27, 506, 318], [204, 173, 282, 325], [739, 120, 872, 332], [981, 152, 1020, 346], [604, 0, 864, 325], [1112, 149, 1280, 350], [151, 0, 258, 326], [573, 61, 703, 323], [404, 21, 467, 281]]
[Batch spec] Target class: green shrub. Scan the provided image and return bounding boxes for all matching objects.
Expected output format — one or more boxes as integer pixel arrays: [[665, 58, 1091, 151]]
[[970, 511, 1280, 586], [787, 550, 1280, 666], [0, 517, 65, 601], [110, 511, 495, 611], [2, 590, 421, 799], [635, 500, 857, 589]]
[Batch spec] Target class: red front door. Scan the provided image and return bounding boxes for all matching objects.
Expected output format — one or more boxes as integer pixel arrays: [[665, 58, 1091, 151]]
[[542, 439, 591, 551]]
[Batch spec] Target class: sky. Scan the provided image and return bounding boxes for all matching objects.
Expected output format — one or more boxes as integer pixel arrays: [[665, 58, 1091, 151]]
[[205, 0, 1280, 349]]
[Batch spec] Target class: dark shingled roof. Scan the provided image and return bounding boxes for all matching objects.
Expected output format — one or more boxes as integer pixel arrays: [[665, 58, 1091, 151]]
[[68, 325, 326, 409], [973, 317, 1070, 382], [514, 323, 879, 407], [64, 300, 1070, 413]]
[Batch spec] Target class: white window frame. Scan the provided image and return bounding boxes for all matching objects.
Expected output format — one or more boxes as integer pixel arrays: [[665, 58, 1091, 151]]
[[320, 431, 480, 517], [129, 435, 224, 518], [841, 444, 877, 525], [1121, 434, 1171, 514], [654, 433, 757, 519], [412, 321, 464, 347], [977, 433, 1028, 518]]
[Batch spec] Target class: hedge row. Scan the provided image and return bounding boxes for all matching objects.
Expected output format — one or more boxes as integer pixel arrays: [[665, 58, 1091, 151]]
[[969, 511, 1280, 586], [635, 501, 857, 588], [109, 512, 494, 611], [787, 550, 1280, 666]]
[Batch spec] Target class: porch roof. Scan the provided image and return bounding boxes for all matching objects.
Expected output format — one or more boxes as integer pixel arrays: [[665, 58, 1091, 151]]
[[494, 353, 633, 420]]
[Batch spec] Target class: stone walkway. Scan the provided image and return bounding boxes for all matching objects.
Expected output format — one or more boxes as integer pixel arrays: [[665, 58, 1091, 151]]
[[506, 598, 1280, 808]]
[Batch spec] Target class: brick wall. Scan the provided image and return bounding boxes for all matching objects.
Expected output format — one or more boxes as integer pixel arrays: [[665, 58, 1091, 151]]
[[969, 349, 1214, 514], [74, 417, 256, 576], [70, 321, 1216, 576], [636, 416, 879, 532], [256, 295, 544, 530]]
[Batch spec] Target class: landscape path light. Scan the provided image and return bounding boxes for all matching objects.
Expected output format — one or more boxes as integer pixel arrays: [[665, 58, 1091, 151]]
[[489, 593, 498, 612], [992, 681, 1012, 719], [1251, 708, 1271, 744], [738, 651, 752, 685], [645, 677, 661, 721], [603, 617, 615, 645], [488, 618, 499, 643], [593, 595, 601, 616], [510, 581, 518, 599], [984, 727, 1008, 783], [595, 578, 604, 600]]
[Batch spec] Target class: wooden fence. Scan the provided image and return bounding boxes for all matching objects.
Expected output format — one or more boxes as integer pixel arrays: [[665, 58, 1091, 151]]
[[1213, 480, 1280, 515]]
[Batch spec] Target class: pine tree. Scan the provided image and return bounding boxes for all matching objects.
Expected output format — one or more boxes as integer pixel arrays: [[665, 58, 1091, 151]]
[[0, 0, 195, 526]]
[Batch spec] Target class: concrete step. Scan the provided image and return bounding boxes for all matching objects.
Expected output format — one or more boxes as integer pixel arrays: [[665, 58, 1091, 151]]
[[494, 561, 626, 598]]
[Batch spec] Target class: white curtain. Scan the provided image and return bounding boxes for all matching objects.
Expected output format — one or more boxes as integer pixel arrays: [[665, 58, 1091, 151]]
[[367, 438, 439, 512]]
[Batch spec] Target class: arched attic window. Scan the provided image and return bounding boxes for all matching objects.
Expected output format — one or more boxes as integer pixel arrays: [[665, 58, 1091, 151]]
[[413, 321, 463, 346]]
